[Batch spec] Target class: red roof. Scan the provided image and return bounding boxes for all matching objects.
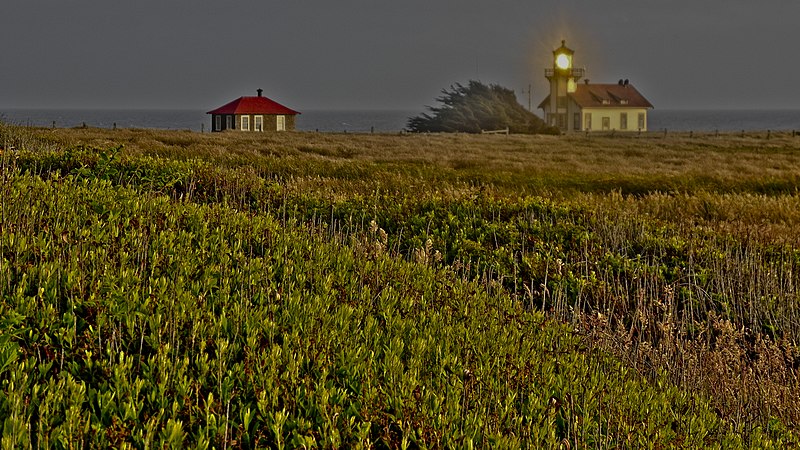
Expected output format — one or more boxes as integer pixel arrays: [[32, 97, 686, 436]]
[[570, 83, 652, 108], [207, 94, 300, 115], [538, 83, 653, 110]]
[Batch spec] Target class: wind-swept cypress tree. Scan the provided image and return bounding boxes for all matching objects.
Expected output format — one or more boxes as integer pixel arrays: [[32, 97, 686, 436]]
[[407, 81, 558, 134]]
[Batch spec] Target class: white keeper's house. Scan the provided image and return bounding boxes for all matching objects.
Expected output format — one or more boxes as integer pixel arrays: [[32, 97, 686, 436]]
[[538, 40, 653, 132]]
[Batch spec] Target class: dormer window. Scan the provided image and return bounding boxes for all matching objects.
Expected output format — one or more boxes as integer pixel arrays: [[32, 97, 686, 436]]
[[620, 99, 629, 105]]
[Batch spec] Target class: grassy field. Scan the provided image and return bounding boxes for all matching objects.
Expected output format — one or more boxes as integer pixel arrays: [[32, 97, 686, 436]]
[[2, 124, 800, 448]]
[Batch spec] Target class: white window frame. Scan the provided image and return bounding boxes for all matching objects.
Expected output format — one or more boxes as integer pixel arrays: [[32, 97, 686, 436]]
[[620, 112, 628, 130], [638, 113, 646, 131], [584, 113, 592, 131], [241, 115, 250, 131], [214, 115, 221, 131], [602, 117, 610, 130], [254, 115, 263, 132], [226, 115, 233, 130], [276, 115, 286, 131]]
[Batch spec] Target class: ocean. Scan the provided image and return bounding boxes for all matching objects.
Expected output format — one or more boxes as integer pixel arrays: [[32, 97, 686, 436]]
[[2, 108, 800, 134]]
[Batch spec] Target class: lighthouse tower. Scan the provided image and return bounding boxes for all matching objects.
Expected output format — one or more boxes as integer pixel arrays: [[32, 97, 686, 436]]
[[545, 40, 584, 130]]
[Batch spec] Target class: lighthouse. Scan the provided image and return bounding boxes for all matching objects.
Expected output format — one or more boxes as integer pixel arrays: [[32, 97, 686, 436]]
[[539, 40, 653, 132]]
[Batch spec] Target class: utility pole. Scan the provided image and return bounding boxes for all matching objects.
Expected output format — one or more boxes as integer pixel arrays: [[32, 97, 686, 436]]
[[522, 85, 532, 111], [528, 84, 532, 111]]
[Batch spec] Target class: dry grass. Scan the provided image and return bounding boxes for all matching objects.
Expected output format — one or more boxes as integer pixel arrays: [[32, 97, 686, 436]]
[[14, 125, 800, 245], [22, 126, 800, 170]]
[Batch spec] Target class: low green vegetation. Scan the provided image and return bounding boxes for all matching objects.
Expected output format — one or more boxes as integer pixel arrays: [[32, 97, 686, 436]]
[[2, 123, 800, 447]]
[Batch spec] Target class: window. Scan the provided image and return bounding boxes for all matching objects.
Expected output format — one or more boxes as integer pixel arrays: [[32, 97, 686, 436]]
[[567, 79, 577, 93], [573, 113, 580, 131], [556, 96, 567, 109], [602, 117, 610, 130], [557, 113, 567, 129], [226, 115, 233, 130], [214, 115, 221, 131], [584, 113, 592, 131], [254, 115, 263, 132], [620, 113, 628, 130], [277, 115, 286, 131], [638, 113, 646, 131], [241, 115, 250, 131]]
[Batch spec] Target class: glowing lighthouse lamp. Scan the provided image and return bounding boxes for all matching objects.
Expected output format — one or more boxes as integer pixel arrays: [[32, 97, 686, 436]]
[[551, 40, 576, 78], [555, 52, 571, 71]]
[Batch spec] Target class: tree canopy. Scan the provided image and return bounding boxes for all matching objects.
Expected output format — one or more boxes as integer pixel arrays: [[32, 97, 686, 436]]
[[407, 80, 558, 134]]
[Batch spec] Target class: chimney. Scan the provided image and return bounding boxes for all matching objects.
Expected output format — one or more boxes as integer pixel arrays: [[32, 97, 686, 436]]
[[257, 89, 263, 97], [584, 79, 590, 85]]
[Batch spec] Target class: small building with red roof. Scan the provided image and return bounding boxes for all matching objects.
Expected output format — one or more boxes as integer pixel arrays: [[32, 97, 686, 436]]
[[207, 89, 300, 132]]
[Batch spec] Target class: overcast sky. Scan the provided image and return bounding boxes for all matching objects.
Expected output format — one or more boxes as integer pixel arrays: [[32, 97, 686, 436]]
[[2, 1, 798, 111]]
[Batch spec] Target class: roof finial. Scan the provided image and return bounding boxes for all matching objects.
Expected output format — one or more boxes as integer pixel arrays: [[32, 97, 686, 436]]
[[561, 39, 566, 46], [257, 88, 263, 97]]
